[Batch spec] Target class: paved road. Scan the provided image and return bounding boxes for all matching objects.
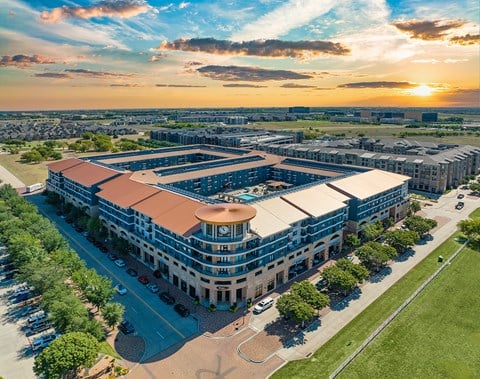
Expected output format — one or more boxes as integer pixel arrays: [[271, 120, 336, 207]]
[[28, 195, 198, 361], [0, 164, 25, 188]]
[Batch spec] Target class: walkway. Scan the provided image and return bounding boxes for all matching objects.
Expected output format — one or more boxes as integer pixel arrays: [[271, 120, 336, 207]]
[[0, 164, 25, 188]]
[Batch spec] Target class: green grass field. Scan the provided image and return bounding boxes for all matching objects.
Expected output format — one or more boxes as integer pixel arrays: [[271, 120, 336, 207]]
[[338, 243, 480, 379], [272, 210, 480, 379]]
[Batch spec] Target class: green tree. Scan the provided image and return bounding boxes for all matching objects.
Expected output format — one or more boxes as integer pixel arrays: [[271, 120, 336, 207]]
[[49, 295, 88, 332], [336, 258, 370, 282], [458, 218, 480, 246], [355, 242, 397, 271], [33, 332, 99, 379], [20, 150, 43, 163], [291, 280, 330, 315], [384, 229, 420, 253], [345, 234, 361, 252], [322, 265, 357, 295], [404, 215, 437, 237], [408, 200, 422, 215], [276, 293, 315, 327], [362, 221, 384, 241], [92, 134, 113, 152], [101, 302, 124, 329], [111, 237, 131, 255]]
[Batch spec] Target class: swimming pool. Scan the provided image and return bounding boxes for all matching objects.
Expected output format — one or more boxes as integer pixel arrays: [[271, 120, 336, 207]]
[[236, 193, 257, 201]]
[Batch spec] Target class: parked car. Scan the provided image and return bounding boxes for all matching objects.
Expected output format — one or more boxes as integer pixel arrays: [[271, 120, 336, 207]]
[[316, 277, 328, 290], [27, 311, 46, 325], [19, 305, 40, 318], [86, 235, 95, 242], [159, 292, 175, 305], [455, 201, 465, 210], [31, 333, 59, 351], [126, 268, 138, 277], [253, 297, 274, 314], [153, 269, 162, 279], [146, 283, 159, 293], [115, 284, 127, 296], [118, 320, 135, 335], [457, 193, 464, 199], [108, 253, 118, 261], [114, 259, 126, 268], [174, 303, 190, 317], [137, 275, 149, 285], [99, 245, 108, 253], [29, 319, 51, 333]]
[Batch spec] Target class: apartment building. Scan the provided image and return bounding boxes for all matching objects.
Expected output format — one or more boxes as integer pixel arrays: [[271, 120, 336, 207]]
[[46, 145, 409, 309]]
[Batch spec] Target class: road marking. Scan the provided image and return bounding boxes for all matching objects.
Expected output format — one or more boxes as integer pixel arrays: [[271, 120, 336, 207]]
[[131, 307, 138, 314], [35, 203, 186, 340], [156, 331, 164, 339]]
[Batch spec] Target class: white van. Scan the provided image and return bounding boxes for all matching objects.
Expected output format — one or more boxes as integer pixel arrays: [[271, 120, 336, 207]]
[[253, 297, 274, 314]]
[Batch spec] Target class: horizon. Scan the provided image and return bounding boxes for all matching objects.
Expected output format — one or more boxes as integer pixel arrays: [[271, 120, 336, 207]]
[[1, 1, 479, 110]]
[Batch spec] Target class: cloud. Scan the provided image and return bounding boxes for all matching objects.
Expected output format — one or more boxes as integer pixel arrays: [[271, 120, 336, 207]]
[[437, 89, 480, 106], [230, 0, 338, 41], [223, 83, 267, 88], [155, 84, 206, 88], [149, 53, 167, 62], [196, 65, 313, 82], [110, 83, 141, 87], [412, 58, 468, 64], [34, 72, 72, 79], [0, 54, 56, 68], [338, 81, 416, 89], [40, 0, 152, 24], [449, 33, 480, 45], [178, 2, 190, 9], [158, 38, 350, 58], [65, 68, 135, 78], [280, 83, 317, 88], [391, 19, 465, 41]]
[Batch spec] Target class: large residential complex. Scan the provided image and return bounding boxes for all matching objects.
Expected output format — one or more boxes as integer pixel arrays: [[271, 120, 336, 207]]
[[260, 138, 480, 194], [47, 145, 409, 309]]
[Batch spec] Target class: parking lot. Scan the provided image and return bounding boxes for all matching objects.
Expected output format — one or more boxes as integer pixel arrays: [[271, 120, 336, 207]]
[[0, 247, 44, 379], [28, 195, 199, 361]]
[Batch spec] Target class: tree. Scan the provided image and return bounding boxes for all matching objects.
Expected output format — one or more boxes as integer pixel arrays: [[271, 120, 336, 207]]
[[48, 295, 88, 332], [111, 237, 131, 255], [20, 150, 43, 163], [291, 280, 330, 315], [458, 218, 480, 246], [336, 258, 369, 282], [362, 221, 384, 241], [408, 200, 421, 215], [102, 302, 124, 329], [276, 293, 315, 327], [355, 242, 397, 271], [72, 268, 114, 311], [384, 229, 420, 253], [34, 332, 99, 379], [345, 234, 361, 252], [404, 215, 437, 237], [322, 265, 357, 295]]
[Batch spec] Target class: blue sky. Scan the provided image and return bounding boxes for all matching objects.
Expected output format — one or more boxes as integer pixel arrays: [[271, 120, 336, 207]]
[[0, 0, 478, 109]]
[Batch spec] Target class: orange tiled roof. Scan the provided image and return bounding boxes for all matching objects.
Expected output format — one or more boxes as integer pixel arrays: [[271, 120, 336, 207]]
[[62, 161, 121, 187], [97, 174, 159, 208], [132, 191, 204, 236], [47, 158, 84, 172], [195, 203, 257, 225]]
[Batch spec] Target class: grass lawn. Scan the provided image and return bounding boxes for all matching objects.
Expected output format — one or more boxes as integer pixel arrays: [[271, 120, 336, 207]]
[[272, 210, 480, 379], [98, 340, 121, 359], [338, 243, 480, 379]]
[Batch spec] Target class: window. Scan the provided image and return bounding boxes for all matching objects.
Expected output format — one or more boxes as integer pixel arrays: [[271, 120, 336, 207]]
[[254, 283, 263, 298], [268, 264, 274, 270], [255, 270, 263, 276], [200, 277, 210, 283], [236, 277, 246, 283]]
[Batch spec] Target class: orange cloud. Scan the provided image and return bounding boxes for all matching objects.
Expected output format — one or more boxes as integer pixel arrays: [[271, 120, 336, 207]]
[[392, 19, 465, 40], [449, 33, 480, 45], [0, 54, 56, 68], [40, 0, 151, 23]]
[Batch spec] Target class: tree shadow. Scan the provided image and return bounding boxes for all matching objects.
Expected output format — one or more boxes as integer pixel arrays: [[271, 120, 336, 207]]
[[330, 287, 362, 311], [394, 249, 416, 262], [263, 317, 306, 347], [368, 266, 392, 283]]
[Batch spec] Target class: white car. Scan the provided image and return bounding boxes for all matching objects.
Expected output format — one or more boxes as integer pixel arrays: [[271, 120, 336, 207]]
[[31, 333, 59, 351], [115, 284, 127, 295], [146, 283, 159, 293], [114, 259, 126, 268], [253, 297, 274, 314]]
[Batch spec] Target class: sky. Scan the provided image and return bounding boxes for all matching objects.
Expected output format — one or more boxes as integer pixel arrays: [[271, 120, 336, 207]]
[[0, 0, 479, 110]]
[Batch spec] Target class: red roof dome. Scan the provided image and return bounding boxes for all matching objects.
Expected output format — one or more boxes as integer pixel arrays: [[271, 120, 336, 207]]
[[195, 203, 257, 225]]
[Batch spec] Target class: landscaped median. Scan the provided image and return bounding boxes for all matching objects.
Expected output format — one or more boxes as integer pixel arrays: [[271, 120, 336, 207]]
[[271, 208, 480, 379]]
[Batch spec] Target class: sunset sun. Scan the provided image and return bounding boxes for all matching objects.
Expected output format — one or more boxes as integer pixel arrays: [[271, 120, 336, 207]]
[[409, 85, 435, 96]]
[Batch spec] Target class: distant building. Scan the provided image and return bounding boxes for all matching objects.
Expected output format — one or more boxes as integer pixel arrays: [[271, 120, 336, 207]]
[[46, 145, 409, 309], [259, 138, 480, 193], [289, 106, 310, 114]]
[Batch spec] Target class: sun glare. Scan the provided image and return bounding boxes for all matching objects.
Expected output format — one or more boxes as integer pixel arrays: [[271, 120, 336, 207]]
[[409, 85, 435, 96]]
